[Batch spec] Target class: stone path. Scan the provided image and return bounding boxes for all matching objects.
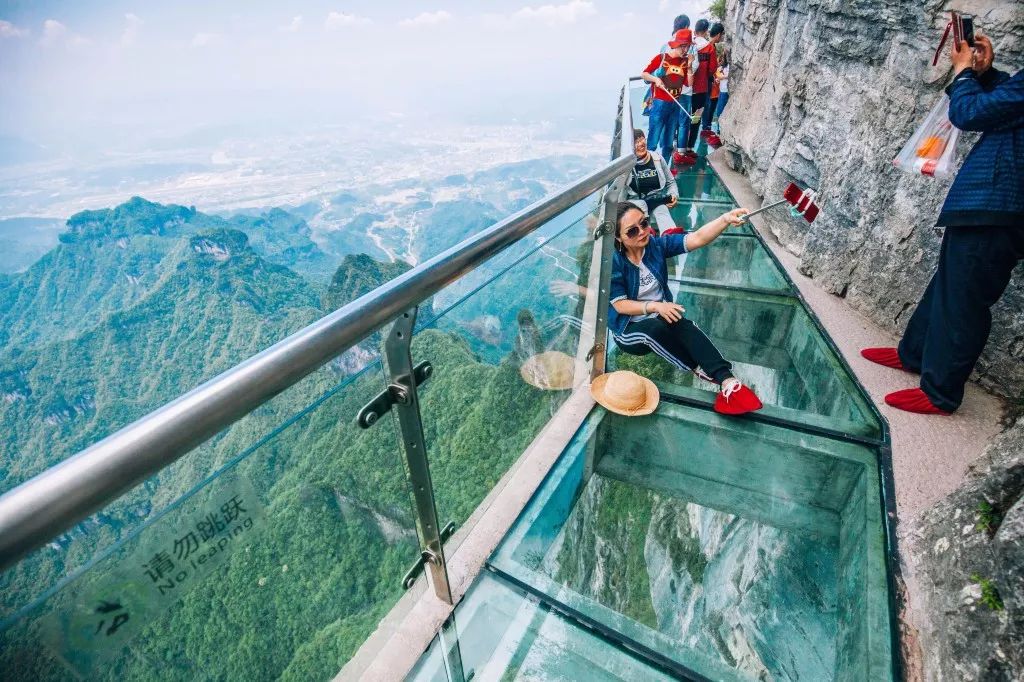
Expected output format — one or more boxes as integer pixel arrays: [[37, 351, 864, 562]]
[[709, 150, 1007, 522]]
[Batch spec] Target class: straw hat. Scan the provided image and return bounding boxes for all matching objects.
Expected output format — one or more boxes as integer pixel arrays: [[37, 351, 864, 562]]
[[590, 371, 659, 416], [520, 351, 576, 391]]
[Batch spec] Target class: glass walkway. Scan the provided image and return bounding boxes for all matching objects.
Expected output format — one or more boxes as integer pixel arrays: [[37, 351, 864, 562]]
[[409, 84, 898, 681], [0, 82, 898, 681]]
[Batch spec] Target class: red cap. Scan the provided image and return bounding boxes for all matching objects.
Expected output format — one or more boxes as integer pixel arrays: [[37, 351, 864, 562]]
[[668, 29, 692, 49]]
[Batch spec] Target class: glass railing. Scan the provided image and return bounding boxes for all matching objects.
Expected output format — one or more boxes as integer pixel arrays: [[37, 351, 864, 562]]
[[413, 204, 599, 552], [406, 81, 895, 682], [0, 175, 615, 679], [0, 360, 422, 680]]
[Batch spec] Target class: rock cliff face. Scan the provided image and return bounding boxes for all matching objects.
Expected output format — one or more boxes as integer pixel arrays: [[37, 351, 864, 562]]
[[721, 0, 1024, 399], [901, 418, 1024, 681]]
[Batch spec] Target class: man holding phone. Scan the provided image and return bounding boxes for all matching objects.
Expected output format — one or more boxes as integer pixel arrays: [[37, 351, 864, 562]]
[[863, 32, 1024, 415]]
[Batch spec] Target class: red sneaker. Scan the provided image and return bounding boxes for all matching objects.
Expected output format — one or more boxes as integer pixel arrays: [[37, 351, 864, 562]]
[[714, 381, 763, 415], [678, 152, 698, 166], [860, 347, 912, 372], [884, 388, 952, 415], [705, 132, 722, 147], [672, 150, 687, 164]]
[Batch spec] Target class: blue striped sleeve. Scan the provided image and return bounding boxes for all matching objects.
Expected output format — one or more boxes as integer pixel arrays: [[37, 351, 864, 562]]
[[947, 69, 1024, 133]]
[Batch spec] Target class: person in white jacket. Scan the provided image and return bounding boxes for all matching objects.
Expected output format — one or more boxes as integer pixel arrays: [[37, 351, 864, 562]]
[[626, 129, 681, 234]]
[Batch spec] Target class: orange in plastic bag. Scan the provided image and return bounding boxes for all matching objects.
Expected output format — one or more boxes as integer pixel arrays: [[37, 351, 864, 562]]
[[916, 135, 946, 160], [894, 94, 960, 178]]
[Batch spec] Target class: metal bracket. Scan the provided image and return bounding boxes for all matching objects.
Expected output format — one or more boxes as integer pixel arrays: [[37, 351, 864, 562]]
[[380, 307, 455, 604], [401, 521, 456, 589], [357, 361, 433, 429], [585, 342, 605, 362], [593, 220, 614, 240]]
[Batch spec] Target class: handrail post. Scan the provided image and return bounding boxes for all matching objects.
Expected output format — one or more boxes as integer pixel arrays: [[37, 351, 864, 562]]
[[383, 307, 454, 604], [590, 85, 634, 380]]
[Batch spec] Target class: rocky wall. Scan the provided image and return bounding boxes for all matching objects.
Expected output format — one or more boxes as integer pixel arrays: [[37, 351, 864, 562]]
[[721, 0, 1024, 399], [901, 418, 1024, 681]]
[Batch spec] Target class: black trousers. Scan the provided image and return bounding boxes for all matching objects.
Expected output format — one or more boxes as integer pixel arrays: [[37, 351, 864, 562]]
[[898, 224, 1024, 411], [615, 315, 733, 383], [686, 92, 709, 149]]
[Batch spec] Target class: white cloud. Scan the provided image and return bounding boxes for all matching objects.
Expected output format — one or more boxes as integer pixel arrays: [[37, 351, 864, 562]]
[[659, 0, 672, 11], [324, 12, 370, 30], [191, 32, 221, 48], [121, 13, 143, 47], [400, 11, 453, 27], [0, 20, 28, 39], [39, 19, 67, 47], [280, 15, 303, 33], [513, 1, 596, 25]]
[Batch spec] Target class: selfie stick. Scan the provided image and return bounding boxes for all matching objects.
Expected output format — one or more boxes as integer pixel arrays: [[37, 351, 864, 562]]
[[738, 199, 788, 222], [656, 85, 693, 118]]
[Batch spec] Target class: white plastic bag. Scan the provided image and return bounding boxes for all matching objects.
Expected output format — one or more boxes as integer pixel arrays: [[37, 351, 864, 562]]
[[893, 94, 960, 178]]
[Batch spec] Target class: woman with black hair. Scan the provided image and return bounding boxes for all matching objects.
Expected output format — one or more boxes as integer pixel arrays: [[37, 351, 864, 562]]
[[626, 129, 680, 234], [608, 202, 763, 414]]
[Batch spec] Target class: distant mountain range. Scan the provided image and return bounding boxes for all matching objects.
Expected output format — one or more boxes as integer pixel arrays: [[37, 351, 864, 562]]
[[0, 154, 594, 679]]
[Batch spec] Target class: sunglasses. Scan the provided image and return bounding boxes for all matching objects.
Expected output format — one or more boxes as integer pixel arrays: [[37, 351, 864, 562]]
[[623, 217, 650, 239]]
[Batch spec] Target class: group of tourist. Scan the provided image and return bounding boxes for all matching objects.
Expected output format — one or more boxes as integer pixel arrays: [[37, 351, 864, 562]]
[[595, 13, 1023, 420], [641, 16, 729, 173], [599, 13, 762, 417]]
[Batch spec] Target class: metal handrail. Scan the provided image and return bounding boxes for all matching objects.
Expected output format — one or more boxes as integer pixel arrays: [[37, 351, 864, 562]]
[[0, 152, 634, 571]]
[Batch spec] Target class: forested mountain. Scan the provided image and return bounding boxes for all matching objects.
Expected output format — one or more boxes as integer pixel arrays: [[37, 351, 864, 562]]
[[0, 193, 587, 680]]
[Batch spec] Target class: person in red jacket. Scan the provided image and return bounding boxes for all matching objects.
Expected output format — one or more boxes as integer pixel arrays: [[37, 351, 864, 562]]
[[642, 31, 692, 163], [686, 20, 723, 150]]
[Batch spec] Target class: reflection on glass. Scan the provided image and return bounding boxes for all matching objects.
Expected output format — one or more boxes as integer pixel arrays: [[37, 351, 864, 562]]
[[414, 214, 597, 551], [409, 572, 676, 682], [0, 361, 420, 681], [491, 404, 894, 681], [670, 235, 791, 292], [610, 283, 880, 437]]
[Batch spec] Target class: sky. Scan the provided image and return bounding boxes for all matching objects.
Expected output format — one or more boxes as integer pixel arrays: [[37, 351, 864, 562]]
[[0, 1, 711, 154]]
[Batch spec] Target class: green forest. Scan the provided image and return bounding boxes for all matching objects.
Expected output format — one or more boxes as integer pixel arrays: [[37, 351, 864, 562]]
[[0, 196, 593, 680]]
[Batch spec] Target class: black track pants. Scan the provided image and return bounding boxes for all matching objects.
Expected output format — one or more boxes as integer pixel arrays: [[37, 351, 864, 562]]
[[615, 315, 733, 383], [898, 224, 1024, 411]]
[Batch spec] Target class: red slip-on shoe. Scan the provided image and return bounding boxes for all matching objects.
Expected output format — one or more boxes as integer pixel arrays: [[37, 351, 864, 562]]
[[714, 381, 763, 416], [705, 132, 722, 147], [884, 388, 952, 416], [860, 347, 915, 372], [678, 153, 698, 166], [672, 150, 688, 164]]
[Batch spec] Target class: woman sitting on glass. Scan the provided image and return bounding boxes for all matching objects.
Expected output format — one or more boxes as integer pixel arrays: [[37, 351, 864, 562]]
[[609, 201, 763, 414]]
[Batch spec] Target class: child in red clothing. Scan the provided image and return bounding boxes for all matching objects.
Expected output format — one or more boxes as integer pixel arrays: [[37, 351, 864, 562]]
[[642, 30, 692, 163]]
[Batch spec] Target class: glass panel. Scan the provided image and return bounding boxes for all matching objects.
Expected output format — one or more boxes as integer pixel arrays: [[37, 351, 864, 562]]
[[669, 235, 791, 293], [609, 283, 881, 438], [409, 572, 676, 682], [414, 212, 598, 551], [0, 360, 421, 681], [673, 172, 735, 203], [491, 403, 895, 681]]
